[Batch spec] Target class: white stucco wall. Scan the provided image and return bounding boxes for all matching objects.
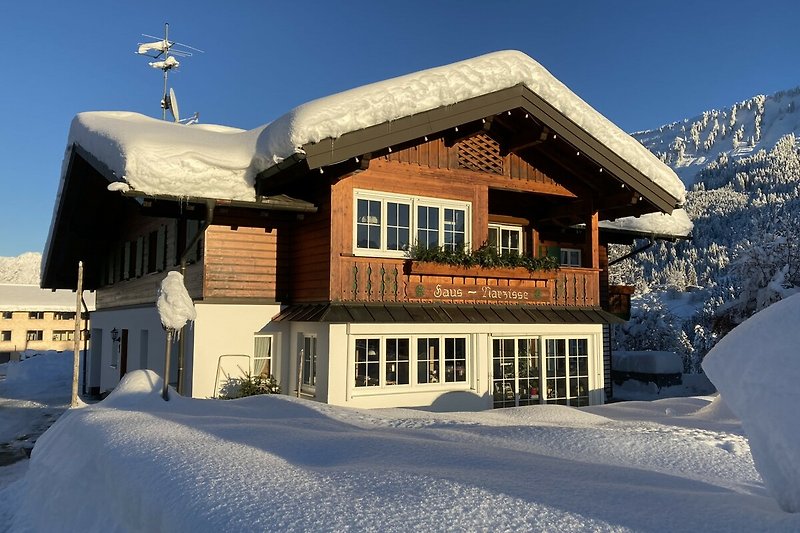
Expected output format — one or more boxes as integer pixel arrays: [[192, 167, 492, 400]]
[[191, 303, 282, 399], [89, 306, 181, 394]]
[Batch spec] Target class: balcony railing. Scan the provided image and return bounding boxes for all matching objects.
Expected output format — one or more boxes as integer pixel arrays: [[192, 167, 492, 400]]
[[336, 256, 600, 307]]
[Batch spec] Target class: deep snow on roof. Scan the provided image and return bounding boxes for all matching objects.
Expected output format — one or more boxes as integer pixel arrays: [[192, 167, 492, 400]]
[[0, 284, 95, 312], [67, 51, 685, 204], [599, 208, 694, 238]]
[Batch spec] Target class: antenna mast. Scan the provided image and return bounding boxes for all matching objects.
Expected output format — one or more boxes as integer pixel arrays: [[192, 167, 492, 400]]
[[161, 23, 170, 120], [136, 23, 202, 122]]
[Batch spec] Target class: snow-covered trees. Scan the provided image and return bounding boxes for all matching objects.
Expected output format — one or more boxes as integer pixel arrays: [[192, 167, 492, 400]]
[[614, 127, 800, 367]]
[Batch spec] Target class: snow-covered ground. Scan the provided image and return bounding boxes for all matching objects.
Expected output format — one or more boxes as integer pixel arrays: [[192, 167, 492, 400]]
[[1, 351, 798, 532]]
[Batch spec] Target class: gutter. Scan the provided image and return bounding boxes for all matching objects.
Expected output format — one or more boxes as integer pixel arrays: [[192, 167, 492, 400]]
[[608, 238, 655, 266], [176, 199, 216, 396]]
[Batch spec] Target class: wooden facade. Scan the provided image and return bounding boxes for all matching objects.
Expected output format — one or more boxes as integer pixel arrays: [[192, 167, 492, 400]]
[[89, 133, 611, 311]]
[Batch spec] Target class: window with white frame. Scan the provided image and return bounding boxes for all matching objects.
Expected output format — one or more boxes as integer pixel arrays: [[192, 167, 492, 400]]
[[544, 338, 589, 407], [26, 330, 43, 341], [354, 190, 471, 256], [302, 335, 317, 388], [28, 312, 45, 320], [354, 335, 469, 389], [560, 248, 582, 267], [1, 331, 10, 342], [488, 223, 523, 255], [254, 335, 273, 377]]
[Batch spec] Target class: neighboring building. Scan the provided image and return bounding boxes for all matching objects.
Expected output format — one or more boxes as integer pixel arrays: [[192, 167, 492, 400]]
[[41, 51, 689, 409], [0, 284, 95, 362]]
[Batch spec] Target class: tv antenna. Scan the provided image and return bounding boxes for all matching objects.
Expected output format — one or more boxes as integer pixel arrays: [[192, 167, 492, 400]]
[[136, 23, 203, 122]]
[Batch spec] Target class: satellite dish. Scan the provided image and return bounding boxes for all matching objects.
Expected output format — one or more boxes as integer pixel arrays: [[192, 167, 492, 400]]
[[168, 87, 180, 122]]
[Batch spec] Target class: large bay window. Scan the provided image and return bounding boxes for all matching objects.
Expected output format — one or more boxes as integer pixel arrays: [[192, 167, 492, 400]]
[[354, 190, 470, 256], [354, 335, 469, 389]]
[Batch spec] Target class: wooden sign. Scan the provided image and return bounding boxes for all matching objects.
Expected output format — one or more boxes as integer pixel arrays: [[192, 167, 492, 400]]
[[409, 282, 551, 304]]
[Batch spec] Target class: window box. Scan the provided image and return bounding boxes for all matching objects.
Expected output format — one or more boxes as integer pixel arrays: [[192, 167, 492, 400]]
[[406, 260, 558, 280]]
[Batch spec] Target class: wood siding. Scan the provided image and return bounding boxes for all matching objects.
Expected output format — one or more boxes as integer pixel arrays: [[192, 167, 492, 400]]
[[95, 217, 203, 309], [203, 225, 288, 301], [96, 263, 203, 309], [333, 256, 600, 307], [291, 186, 333, 303], [384, 137, 575, 197]]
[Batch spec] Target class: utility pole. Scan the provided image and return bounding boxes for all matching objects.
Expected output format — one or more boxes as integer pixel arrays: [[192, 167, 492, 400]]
[[71, 261, 83, 408]]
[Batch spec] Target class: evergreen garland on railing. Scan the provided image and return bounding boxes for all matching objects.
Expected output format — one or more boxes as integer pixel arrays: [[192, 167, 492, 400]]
[[409, 243, 560, 272]]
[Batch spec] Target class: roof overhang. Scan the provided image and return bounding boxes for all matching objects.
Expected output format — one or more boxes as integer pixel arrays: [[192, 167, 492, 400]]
[[41, 144, 317, 290], [256, 84, 682, 214]]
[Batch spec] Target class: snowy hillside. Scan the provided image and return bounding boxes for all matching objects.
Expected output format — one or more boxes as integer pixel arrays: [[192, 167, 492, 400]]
[[0, 253, 41, 285], [613, 87, 800, 373], [634, 87, 800, 185]]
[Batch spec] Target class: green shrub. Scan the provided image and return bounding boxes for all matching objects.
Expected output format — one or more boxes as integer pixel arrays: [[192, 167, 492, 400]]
[[219, 372, 281, 399], [409, 243, 559, 272]]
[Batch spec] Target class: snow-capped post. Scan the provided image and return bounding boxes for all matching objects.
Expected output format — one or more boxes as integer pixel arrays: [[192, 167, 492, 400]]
[[70, 261, 83, 408], [156, 271, 196, 401]]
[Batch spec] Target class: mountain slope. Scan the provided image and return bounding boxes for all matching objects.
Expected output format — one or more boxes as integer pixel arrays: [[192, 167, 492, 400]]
[[634, 87, 800, 185], [612, 88, 800, 373], [0, 252, 42, 285]]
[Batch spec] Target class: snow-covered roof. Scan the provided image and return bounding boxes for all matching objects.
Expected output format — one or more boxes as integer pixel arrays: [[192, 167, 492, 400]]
[[66, 50, 685, 205], [600, 208, 693, 238], [0, 284, 96, 312]]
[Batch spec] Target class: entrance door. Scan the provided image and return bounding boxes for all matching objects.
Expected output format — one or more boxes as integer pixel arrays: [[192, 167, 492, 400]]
[[119, 329, 129, 380], [492, 338, 540, 408]]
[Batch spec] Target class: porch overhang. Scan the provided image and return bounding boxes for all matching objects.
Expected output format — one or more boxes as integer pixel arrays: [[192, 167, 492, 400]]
[[272, 303, 624, 324]]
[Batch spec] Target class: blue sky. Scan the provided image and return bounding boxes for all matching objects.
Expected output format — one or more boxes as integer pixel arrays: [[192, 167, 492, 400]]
[[1, 0, 799, 257]]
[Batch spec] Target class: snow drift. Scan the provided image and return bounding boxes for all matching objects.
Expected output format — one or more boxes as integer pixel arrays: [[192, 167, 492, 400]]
[[703, 292, 800, 512]]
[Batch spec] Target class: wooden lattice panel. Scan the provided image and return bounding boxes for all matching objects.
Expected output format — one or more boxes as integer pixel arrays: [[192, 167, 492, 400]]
[[457, 134, 504, 175]]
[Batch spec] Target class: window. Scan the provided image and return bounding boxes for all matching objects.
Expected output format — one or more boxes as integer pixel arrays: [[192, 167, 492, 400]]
[[560, 248, 582, 267], [356, 198, 383, 250], [492, 337, 540, 408], [52, 330, 75, 341], [355, 335, 469, 389], [355, 338, 380, 387], [444, 337, 467, 383], [1, 331, 10, 342], [28, 312, 45, 320], [417, 338, 440, 384], [545, 338, 589, 407], [492, 337, 590, 408], [353, 190, 471, 256], [385, 338, 410, 385], [54, 312, 76, 321], [2, 311, 12, 320], [488, 224, 523, 255], [253, 335, 272, 377], [26, 330, 43, 341], [302, 335, 317, 388]]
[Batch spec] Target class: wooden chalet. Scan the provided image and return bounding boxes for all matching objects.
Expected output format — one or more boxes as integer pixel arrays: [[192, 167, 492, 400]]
[[42, 51, 686, 409]]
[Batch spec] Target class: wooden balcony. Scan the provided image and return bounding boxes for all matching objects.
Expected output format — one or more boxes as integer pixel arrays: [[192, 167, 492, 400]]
[[335, 256, 600, 307]]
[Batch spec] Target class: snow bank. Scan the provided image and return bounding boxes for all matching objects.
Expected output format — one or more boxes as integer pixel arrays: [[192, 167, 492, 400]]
[[4, 351, 72, 384], [703, 292, 800, 513], [156, 271, 196, 330], [67, 51, 684, 205], [11, 376, 798, 531], [613, 351, 683, 374]]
